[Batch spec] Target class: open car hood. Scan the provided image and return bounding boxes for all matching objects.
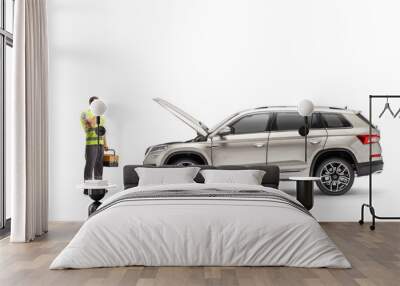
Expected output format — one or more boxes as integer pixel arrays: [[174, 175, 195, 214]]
[[153, 98, 209, 136]]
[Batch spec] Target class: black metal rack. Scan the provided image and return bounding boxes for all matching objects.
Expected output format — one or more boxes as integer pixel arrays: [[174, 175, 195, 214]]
[[359, 95, 400, 230]]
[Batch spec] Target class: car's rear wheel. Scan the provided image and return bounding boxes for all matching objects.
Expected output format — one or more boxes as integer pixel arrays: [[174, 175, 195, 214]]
[[168, 157, 203, 167], [315, 157, 354, 195]]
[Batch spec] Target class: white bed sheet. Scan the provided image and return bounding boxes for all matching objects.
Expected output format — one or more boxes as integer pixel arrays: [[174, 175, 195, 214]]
[[50, 183, 350, 269]]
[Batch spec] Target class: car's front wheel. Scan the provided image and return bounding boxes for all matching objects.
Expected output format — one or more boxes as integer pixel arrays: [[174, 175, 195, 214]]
[[168, 157, 203, 167], [315, 157, 354, 195]]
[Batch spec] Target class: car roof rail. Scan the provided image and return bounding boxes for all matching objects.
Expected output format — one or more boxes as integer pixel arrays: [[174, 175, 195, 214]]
[[254, 105, 295, 109], [253, 105, 351, 111], [328, 106, 347, 110]]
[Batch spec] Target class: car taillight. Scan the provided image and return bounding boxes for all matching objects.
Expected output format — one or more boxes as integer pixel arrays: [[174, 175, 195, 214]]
[[357, 134, 380, 144]]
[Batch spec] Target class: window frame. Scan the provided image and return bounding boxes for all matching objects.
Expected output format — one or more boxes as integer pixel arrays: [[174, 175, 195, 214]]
[[320, 112, 353, 129], [0, 0, 14, 232], [270, 112, 324, 133], [228, 112, 272, 135]]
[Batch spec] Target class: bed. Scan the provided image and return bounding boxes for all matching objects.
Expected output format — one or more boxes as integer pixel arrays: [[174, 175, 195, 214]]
[[50, 165, 350, 269]]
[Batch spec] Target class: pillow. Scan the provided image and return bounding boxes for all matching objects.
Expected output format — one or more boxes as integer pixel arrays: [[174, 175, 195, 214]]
[[135, 167, 201, 186], [200, 169, 266, 185]]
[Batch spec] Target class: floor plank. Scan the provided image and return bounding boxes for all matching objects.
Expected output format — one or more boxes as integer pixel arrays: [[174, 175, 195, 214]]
[[0, 222, 399, 286]]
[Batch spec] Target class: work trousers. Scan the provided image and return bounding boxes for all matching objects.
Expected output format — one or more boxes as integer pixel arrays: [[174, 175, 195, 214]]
[[84, 145, 104, 180]]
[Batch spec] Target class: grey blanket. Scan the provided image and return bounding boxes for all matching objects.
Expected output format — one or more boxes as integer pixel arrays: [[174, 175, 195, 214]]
[[50, 183, 351, 269]]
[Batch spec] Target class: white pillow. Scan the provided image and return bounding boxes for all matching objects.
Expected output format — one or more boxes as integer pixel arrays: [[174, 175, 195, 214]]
[[200, 169, 266, 185], [135, 167, 201, 186]]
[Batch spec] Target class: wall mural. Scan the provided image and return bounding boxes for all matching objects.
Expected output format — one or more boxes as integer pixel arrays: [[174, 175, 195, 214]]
[[78, 95, 392, 224]]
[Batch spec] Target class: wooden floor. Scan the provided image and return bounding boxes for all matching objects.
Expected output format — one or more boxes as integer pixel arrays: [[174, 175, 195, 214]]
[[0, 222, 399, 286]]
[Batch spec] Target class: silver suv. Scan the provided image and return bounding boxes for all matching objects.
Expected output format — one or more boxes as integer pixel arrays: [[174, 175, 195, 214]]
[[144, 98, 383, 195]]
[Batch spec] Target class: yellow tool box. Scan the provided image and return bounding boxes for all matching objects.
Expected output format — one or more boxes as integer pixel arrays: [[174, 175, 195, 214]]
[[103, 149, 119, 167]]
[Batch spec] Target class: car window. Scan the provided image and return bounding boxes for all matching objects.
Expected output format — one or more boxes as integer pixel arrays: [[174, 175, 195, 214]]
[[210, 112, 240, 132], [272, 112, 322, 131], [230, 113, 271, 134], [322, 113, 352, 128]]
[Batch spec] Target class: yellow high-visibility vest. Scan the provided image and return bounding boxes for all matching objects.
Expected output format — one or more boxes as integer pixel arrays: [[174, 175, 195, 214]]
[[80, 109, 105, 145]]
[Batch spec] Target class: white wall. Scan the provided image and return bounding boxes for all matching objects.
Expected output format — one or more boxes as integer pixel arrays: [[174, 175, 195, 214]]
[[48, 0, 400, 221]]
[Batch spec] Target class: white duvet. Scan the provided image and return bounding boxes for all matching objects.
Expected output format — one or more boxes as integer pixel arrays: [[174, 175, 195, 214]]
[[50, 183, 351, 269]]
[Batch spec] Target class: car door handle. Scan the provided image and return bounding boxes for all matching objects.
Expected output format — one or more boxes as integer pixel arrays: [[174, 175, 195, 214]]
[[309, 139, 321, 145], [254, 143, 266, 148]]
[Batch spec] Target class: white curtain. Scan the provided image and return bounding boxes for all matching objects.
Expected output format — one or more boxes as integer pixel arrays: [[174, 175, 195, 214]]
[[10, 0, 48, 242]]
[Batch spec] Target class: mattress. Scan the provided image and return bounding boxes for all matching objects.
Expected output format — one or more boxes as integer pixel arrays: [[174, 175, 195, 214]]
[[50, 183, 350, 269]]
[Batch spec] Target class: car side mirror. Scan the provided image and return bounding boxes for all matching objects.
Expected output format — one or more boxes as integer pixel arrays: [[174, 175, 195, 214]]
[[218, 126, 232, 137]]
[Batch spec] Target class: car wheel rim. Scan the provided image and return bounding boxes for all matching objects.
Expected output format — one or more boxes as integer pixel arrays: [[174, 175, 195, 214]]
[[176, 161, 195, 167], [320, 161, 351, 193]]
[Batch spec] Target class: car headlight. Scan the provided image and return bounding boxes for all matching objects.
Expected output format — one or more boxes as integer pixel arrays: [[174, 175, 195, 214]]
[[149, 144, 168, 153]]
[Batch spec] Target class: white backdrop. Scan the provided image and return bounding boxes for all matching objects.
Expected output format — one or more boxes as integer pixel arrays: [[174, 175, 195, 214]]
[[48, 0, 400, 221]]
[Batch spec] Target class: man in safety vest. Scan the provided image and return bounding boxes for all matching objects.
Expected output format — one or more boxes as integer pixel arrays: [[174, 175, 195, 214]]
[[80, 96, 108, 188]]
